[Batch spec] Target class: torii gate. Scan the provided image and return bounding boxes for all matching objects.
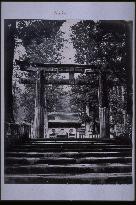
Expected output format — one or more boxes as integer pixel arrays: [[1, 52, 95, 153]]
[[16, 60, 119, 139]]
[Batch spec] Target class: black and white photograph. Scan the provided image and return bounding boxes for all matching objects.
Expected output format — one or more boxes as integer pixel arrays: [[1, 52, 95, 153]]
[[1, 2, 135, 201], [4, 18, 133, 184]]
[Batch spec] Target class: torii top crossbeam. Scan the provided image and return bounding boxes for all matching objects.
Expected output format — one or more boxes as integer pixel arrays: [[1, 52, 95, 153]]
[[15, 59, 99, 73]]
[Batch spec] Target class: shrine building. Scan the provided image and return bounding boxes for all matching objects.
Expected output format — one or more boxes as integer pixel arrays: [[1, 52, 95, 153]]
[[47, 112, 82, 139]]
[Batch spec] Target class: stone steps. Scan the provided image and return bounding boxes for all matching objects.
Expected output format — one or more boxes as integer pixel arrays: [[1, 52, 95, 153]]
[[5, 163, 132, 174], [22, 141, 127, 145], [5, 151, 131, 158], [5, 138, 132, 184], [5, 156, 132, 165], [27, 138, 128, 142], [7, 147, 132, 153], [9, 144, 131, 148], [5, 173, 132, 184]]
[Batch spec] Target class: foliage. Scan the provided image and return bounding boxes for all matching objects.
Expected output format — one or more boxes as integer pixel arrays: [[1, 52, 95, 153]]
[[13, 20, 70, 122], [70, 20, 131, 127], [17, 20, 65, 47]]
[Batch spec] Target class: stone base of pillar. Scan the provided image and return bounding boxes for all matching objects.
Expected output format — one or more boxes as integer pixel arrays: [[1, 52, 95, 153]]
[[33, 106, 47, 138], [85, 122, 90, 138], [44, 117, 48, 138]]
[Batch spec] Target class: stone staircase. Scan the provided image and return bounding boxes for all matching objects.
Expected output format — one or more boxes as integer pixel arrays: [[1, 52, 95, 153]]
[[4, 138, 132, 184]]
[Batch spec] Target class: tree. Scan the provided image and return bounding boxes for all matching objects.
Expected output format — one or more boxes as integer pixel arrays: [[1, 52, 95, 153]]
[[5, 20, 16, 122], [11, 20, 65, 123], [70, 20, 132, 138], [70, 73, 99, 135]]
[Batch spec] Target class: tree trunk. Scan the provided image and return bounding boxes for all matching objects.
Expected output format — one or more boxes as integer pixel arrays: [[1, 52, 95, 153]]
[[126, 22, 133, 116], [69, 72, 75, 84], [124, 23, 133, 138], [98, 71, 110, 138], [4, 20, 16, 123]]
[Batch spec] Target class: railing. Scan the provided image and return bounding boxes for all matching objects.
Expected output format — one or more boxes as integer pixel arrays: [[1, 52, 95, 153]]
[[5, 122, 31, 145], [78, 132, 100, 139]]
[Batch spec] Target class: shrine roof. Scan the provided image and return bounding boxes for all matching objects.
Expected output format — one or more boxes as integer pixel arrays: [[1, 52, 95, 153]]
[[48, 112, 81, 123]]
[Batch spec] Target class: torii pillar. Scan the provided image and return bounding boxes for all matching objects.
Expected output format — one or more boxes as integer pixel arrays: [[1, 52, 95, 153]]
[[85, 102, 90, 138], [33, 70, 48, 138], [98, 71, 110, 138]]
